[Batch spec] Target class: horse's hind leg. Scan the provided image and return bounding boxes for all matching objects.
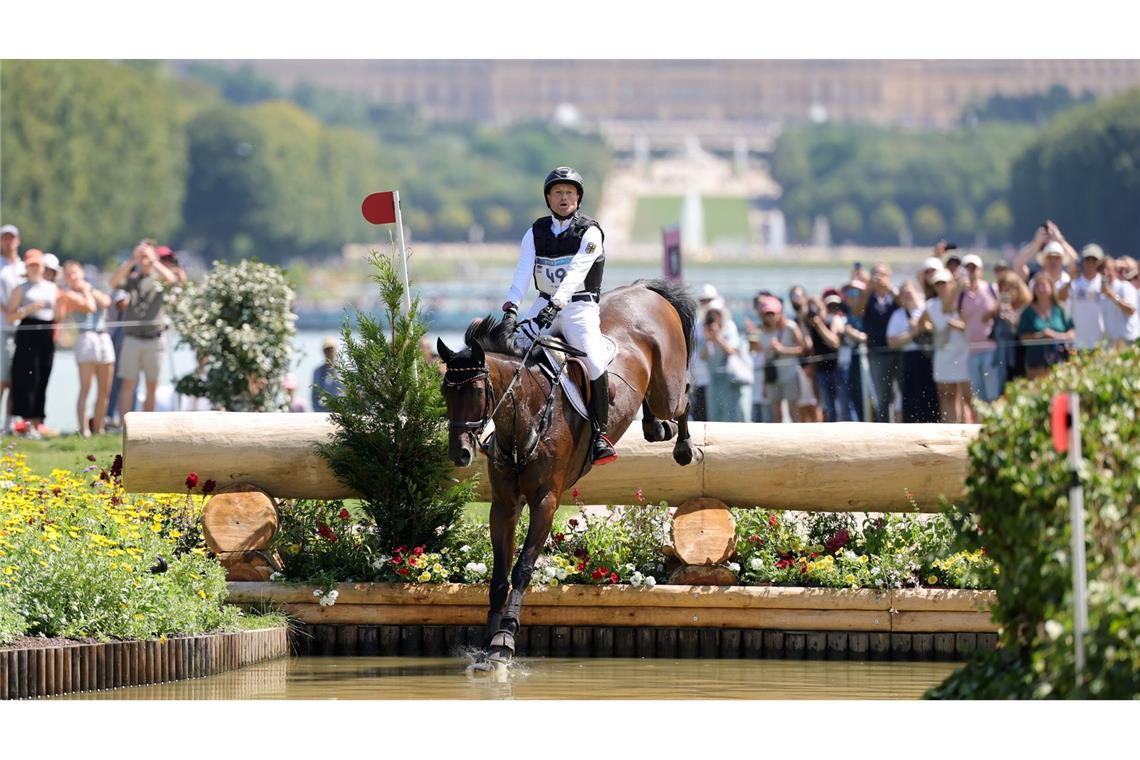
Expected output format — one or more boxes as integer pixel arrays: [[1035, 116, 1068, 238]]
[[671, 385, 698, 467], [641, 399, 676, 442], [488, 490, 559, 665]]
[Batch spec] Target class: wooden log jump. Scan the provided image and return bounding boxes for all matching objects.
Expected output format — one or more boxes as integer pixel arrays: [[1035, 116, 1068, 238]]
[[123, 412, 979, 512]]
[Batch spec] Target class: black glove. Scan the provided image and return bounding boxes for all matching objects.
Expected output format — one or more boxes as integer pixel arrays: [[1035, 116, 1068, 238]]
[[502, 301, 517, 316], [535, 302, 560, 330], [501, 301, 518, 331]]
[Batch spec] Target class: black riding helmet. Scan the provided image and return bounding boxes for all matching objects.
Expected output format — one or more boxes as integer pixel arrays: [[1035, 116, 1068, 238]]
[[543, 166, 584, 210]]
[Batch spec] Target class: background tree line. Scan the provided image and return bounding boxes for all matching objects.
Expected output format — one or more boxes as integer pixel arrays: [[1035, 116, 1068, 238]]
[[0, 61, 611, 264], [769, 86, 1140, 251]]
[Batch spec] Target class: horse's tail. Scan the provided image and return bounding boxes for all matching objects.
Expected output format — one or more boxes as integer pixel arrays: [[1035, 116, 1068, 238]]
[[638, 279, 697, 367]]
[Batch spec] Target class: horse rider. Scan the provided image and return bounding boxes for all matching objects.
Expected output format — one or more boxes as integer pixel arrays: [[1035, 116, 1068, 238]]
[[500, 166, 618, 466]]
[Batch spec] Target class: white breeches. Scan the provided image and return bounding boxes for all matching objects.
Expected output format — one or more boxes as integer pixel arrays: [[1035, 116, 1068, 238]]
[[514, 297, 607, 380]]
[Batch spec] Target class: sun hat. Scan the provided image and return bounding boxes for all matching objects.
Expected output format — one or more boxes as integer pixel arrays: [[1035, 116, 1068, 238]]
[[930, 269, 953, 285], [42, 253, 61, 272], [759, 296, 782, 315], [699, 283, 719, 302], [0, 224, 18, 237], [922, 256, 944, 271], [322, 336, 339, 351], [1080, 243, 1105, 261], [1037, 240, 1071, 266], [962, 254, 984, 269]]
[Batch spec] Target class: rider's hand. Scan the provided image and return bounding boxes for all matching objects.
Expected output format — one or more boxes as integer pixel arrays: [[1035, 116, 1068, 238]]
[[502, 301, 517, 316], [535, 303, 559, 330]]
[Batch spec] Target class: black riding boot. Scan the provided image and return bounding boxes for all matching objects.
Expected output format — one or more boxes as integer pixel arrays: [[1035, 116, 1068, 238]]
[[589, 372, 618, 465]]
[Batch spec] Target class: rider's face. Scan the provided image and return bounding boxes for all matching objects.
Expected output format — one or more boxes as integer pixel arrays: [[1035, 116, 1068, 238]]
[[547, 184, 580, 217]]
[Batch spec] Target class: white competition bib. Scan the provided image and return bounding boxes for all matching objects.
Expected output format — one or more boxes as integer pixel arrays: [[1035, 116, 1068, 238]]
[[534, 255, 574, 295]]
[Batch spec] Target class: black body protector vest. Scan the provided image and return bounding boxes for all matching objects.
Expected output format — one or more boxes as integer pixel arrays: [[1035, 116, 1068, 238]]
[[531, 214, 606, 298]]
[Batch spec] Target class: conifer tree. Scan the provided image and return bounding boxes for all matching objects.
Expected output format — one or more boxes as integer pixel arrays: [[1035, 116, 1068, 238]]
[[315, 251, 474, 551]]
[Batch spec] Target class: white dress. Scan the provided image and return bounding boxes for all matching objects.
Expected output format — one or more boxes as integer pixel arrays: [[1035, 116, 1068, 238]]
[[926, 298, 969, 383]]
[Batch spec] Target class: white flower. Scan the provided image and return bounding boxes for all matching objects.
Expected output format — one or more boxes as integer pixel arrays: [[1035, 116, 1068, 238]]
[[644, 576, 656, 587], [544, 565, 557, 577], [727, 562, 741, 573], [313, 589, 323, 597], [476, 562, 487, 574], [327, 590, 339, 600], [629, 571, 644, 586], [844, 550, 858, 561], [269, 571, 283, 582], [750, 558, 763, 571], [555, 568, 568, 581], [460, 545, 471, 554], [625, 563, 636, 572], [1044, 620, 1065, 640], [434, 525, 446, 536]]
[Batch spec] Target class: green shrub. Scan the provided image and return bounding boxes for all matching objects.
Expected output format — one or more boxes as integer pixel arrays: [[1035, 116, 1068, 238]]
[[930, 347, 1140, 699], [0, 593, 26, 644], [314, 252, 474, 552], [171, 259, 297, 412]]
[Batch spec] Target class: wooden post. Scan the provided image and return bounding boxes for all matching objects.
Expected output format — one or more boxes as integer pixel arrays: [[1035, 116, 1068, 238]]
[[869, 632, 891, 660], [655, 628, 677, 658], [422, 625, 444, 657], [891, 633, 913, 660], [593, 627, 614, 658], [849, 632, 869, 660], [635, 627, 656, 658], [551, 626, 571, 657], [763, 630, 784, 659], [913, 633, 934, 661], [529, 626, 551, 657], [742, 629, 764, 658], [698, 629, 719, 658], [614, 628, 636, 658], [337, 625, 358, 657], [805, 632, 827, 659], [955, 632, 978, 658], [359, 626, 380, 656], [785, 632, 805, 659], [827, 632, 849, 660], [571, 627, 593, 658], [400, 625, 422, 656]]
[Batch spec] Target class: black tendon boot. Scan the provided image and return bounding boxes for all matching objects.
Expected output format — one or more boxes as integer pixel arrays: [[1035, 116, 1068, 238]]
[[589, 373, 618, 465]]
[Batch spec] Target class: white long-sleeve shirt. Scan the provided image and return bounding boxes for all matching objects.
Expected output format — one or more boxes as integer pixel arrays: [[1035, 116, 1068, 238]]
[[507, 217, 605, 307]]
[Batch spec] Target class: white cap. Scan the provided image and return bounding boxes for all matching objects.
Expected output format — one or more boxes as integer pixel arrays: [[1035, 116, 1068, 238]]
[[1081, 243, 1104, 261], [0, 224, 18, 237], [921, 257, 944, 271], [42, 253, 61, 272], [962, 254, 984, 269], [1042, 241, 1065, 257], [699, 283, 719, 301], [930, 269, 953, 285]]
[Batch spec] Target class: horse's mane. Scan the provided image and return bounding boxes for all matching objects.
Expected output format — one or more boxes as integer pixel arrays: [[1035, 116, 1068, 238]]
[[464, 315, 526, 358]]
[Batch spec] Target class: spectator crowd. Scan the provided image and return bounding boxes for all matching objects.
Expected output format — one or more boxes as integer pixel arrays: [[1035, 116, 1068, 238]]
[[3, 218, 1137, 436], [0, 225, 344, 438], [691, 220, 1139, 424]]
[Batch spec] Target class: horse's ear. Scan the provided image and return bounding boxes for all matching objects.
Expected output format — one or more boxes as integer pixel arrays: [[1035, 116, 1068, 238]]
[[469, 340, 485, 366], [437, 338, 454, 364]]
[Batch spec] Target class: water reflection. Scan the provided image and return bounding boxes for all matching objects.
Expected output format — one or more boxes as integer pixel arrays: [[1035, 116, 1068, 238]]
[[57, 656, 960, 700]]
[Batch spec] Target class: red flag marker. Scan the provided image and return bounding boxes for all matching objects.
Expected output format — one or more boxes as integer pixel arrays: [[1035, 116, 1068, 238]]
[[362, 191, 397, 225], [1051, 393, 1070, 453]]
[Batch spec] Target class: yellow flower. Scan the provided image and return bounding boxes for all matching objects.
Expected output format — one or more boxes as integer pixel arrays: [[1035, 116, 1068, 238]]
[[845, 574, 856, 584], [198, 590, 206, 599], [418, 571, 431, 582], [433, 563, 443, 573], [927, 575, 939, 585], [550, 578, 559, 587], [858, 555, 868, 564]]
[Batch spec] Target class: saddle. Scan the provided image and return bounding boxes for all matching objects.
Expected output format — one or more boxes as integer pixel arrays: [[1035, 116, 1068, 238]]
[[533, 334, 618, 422]]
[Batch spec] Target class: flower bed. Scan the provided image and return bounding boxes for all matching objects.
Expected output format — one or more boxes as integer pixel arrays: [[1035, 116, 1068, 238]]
[[0, 451, 240, 645]]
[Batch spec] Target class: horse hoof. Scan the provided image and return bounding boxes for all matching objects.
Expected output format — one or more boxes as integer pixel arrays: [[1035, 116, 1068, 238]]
[[673, 445, 694, 466]]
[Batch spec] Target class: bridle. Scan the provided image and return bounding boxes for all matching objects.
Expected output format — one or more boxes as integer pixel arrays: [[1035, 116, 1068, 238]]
[[443, 365, 496, 450]]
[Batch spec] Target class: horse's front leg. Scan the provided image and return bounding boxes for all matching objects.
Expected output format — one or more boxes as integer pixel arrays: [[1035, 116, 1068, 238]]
[[672, 391, 700, 466], [487, 489, 559, 664], [484, 489, 522, 652]]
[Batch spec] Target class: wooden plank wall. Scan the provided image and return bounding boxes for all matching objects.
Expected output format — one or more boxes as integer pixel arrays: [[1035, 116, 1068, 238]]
[[0, 627, 288, 701], [288, 623, 998, 661]]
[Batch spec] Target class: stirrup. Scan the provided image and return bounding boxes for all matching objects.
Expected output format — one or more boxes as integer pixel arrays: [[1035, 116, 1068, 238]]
[[591, 434, 618, 466]]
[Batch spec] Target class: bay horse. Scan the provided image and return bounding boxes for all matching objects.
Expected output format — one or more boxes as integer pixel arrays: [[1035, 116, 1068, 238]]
[[437, 279, 697, 667]]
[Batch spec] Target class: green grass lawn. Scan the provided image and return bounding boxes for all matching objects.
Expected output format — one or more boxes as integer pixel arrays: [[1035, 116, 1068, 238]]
[[632, 195, 754, 243], [2, 432, 122, 476]]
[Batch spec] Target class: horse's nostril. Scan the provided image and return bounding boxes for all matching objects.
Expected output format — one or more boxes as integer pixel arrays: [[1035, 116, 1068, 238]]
[[459, 449, 472, 466]]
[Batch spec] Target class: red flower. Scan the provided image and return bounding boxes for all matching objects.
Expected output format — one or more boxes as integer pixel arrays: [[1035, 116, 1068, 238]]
[[413, 546, 424, 556], [338, 508, 351, 521], [591, 567, 605, 580], [825, 529, 850, 555], [768, 514, 778, 527], [800, 564, 808, 574], [110, 454, 123, 478], [577, 561, 586, 571], [634, 488, 645, 502], [810, 552, 819, 559], [395, 546, 406, 554], [391, 556, 403, 565], [568, 518, 579, 529], [202, 479, 217, 496], [571, 488, 580, 500], [396, 567, 410, 576], [185, 472, 199, 490], [317, 522, 337, 543], [553, 533, 565, 544], [609, 572, 618, 584]]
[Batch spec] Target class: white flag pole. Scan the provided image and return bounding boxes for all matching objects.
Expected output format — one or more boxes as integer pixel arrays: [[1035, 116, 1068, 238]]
[[392, 190, 418, 381], [1067, 391, 1088, 687], [393, 190, 413, 314]]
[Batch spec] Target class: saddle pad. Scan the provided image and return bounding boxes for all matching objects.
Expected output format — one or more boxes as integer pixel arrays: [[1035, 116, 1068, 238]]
[[541, 335, 618, 421]]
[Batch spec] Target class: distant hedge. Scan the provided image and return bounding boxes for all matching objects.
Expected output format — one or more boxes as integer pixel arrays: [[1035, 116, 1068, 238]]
[[929, 347, 1140, 699]]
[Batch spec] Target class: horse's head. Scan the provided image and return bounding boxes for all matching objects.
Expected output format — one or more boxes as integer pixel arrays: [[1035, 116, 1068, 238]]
[[437, 337, 490, 468]]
